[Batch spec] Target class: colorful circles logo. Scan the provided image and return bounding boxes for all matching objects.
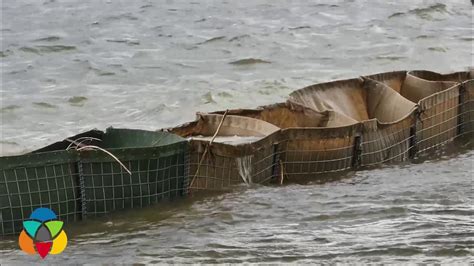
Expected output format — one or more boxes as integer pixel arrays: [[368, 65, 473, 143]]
[[18, 207, 68, 259]]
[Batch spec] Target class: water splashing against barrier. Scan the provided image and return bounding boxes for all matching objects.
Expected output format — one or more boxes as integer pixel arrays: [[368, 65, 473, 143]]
[[236, 155, 253, 185]]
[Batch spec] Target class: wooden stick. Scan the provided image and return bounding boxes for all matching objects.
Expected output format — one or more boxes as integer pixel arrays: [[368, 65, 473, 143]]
[[209, 113, 228, 145], [189, 110, 228, 189]]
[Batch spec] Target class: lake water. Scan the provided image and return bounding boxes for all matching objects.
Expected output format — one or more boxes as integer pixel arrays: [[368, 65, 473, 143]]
[[0, 0, 473, 263]]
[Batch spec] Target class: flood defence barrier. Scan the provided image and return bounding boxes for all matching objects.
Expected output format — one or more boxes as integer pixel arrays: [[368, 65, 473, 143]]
[[1, 69, 472, 236], [0, 128, 188, 235]]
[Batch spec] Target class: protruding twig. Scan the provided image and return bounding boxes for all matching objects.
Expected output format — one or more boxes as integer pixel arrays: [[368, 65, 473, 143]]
[[77, 145, 132, 175], [189, 110, 228, 189], [66, 137, 102, 150]]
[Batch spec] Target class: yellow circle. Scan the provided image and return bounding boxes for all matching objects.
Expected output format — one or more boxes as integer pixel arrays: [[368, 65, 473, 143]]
[[50, 230, 68, 255]]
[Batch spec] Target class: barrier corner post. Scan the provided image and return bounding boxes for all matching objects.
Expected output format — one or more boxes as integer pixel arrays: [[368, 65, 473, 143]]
[[270, 143, 281, 182], [457, 83, 466, 136], [351, 135, 362, 168]]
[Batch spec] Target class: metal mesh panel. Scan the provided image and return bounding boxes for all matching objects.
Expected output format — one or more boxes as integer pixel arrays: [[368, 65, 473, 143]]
[[79, 144, 188, 217], [460, 80, 474, 135], [182, 149, 191, 195], [278, 128, 356, 180], [1, 129, 188, 235], [417, 85, 461, 152], [169, 113, 281, 192], [188, 143, 278, 192], [365, 71, 473, 155], [360, 116, 415, 166], [0, 152, 80, 235], [189, 152, 237, 191]]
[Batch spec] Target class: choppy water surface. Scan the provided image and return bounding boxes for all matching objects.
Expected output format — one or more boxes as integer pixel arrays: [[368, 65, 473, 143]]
[[1, 140, 472, 264], [1, 0, 473, 153], [0, 0, 473, 263]]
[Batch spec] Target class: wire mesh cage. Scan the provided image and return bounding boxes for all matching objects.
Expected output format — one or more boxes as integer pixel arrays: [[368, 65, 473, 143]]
[[460, 79, 474, 136], [278, 126, 358, 181], [0, 151, 80, 235], [358, 79, 417, 166], [210, 102, 359, 181], [0, 128, 188, 235], [416, 84, 461, 152], [186, 139, 279, 191], [78, 128, 188, 217], [366, 70, 473, 154], [168, 114, 281, 192], [288, 77, 419, 169], [360, 117, 414, 166]]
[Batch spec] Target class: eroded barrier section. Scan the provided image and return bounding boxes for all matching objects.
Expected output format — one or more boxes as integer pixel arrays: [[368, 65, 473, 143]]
[[211, 101, 356, 128], [211, 101, 358, 180], [168, 114, 280, 192]]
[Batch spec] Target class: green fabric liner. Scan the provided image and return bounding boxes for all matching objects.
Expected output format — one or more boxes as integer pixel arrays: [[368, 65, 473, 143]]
[[80, 143, 188, 217], [101, 127, 185, 148], [0, 128, 188, 236]]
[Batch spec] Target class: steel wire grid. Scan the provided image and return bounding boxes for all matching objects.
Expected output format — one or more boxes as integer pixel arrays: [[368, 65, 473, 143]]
[[459, 81, 474, 136], [1, 142, 189, 236], [80, 149, 187, 217], [279, 136, 355, 179], [416, 87, 462, 153], [182, 149, 191, 195], [0, 162, 80, 235], [188, 143, 279, 191], [360, 118, 414, 167], [417, 102, 473, 152]]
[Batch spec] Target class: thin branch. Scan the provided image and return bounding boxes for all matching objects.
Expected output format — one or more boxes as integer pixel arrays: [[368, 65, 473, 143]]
[[65, 137, 102, 150], [189, 110, 228, 189], [77, 145, 132, 175]]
